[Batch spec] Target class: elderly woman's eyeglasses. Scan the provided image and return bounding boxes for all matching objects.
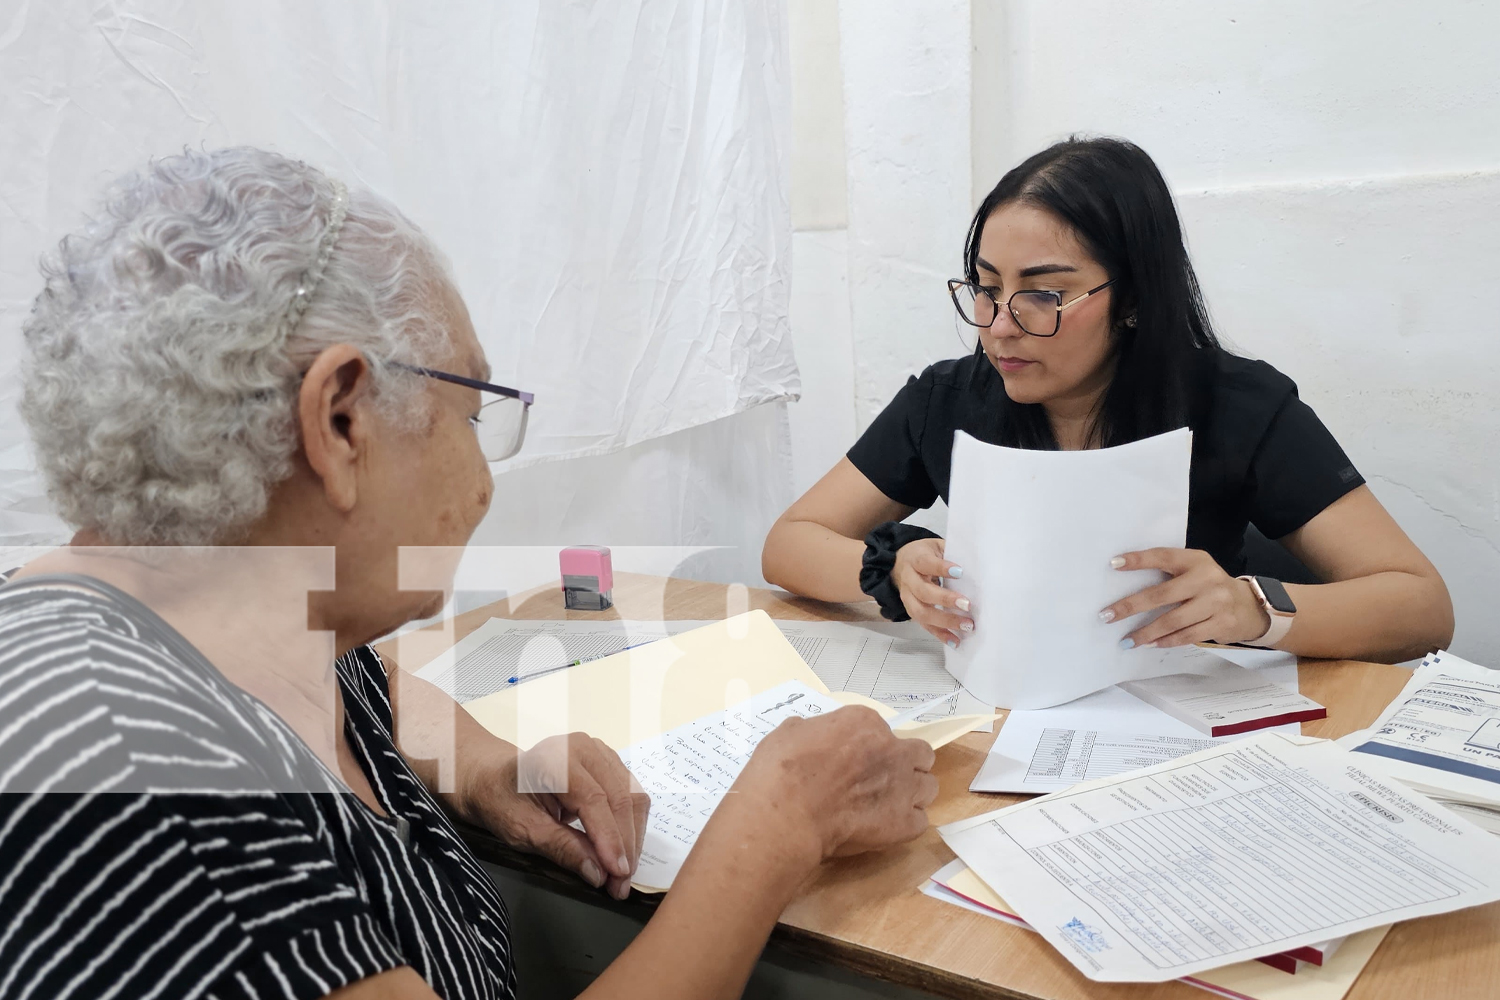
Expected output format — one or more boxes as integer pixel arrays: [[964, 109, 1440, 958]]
[[947, 278, 1115, 338], [392, 363, 533, 462]]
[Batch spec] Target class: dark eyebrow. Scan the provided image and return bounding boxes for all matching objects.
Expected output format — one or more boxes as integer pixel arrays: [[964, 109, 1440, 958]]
[[1018, 263, 1079, 278], [974, 258, 1080, 279]]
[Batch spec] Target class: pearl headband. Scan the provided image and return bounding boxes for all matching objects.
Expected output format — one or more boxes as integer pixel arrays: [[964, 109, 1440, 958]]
[[282, 179, 348, 338]]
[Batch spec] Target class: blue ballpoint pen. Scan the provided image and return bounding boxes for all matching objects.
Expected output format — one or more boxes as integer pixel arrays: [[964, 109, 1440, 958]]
[[505, 639, 655, 685]]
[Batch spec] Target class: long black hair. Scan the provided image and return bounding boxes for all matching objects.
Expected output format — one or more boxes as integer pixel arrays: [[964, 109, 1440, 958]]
[[965, 136, 1220, 449]]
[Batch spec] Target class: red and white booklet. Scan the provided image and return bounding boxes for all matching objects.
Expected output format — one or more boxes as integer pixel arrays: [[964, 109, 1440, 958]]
[[1120, 667, 1326, 737]]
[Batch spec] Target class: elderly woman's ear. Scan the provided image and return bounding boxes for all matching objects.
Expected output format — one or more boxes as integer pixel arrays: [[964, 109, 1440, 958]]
[[298, 344, 378, 514]]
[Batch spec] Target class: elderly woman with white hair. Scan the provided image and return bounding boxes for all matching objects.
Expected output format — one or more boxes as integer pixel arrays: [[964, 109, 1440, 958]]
[[0, 147, 938, 1000]]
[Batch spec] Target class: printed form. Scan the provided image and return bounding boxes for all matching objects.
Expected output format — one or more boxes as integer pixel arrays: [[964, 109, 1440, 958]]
[[1019, 728, 1218, 790], [621, 679, 846, 890], [941, 732, 1500, 982]]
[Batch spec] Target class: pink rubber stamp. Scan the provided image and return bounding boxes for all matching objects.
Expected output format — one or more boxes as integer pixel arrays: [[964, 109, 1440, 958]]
[[559, 545, 614, 611]]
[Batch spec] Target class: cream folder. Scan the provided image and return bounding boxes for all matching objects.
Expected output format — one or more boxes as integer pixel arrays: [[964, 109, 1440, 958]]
[[462, 610, 990, 752]]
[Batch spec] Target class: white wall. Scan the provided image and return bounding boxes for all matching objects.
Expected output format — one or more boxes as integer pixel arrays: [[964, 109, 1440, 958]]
[[786, 0, 969, 533], [996, 0, 1500, 660], [839, 1, 974, 432], [477, 403, 795, 585], [784, 0, 1500, 659], [786, 0, 856, 496]]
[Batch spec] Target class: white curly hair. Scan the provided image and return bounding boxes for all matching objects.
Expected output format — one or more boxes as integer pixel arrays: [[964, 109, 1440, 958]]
[[21, 147, 457, 545]]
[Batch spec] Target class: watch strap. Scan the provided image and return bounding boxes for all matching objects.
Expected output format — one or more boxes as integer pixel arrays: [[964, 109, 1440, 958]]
[[1238, 575, 1295, 648]]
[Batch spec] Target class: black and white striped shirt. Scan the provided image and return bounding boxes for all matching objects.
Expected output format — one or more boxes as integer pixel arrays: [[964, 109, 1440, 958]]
[[0, 577, 517, 1000]]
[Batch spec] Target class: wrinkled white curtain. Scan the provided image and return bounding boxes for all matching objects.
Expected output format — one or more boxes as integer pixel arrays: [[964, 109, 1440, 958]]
[[0, 0, 797, 549]]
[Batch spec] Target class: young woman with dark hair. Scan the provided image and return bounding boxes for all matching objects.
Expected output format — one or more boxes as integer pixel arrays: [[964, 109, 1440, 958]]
[[763, 137, 1452, 664]]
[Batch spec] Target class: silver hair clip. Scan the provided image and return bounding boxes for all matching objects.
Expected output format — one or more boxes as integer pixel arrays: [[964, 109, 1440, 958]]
[[282, 179, 349, 338]]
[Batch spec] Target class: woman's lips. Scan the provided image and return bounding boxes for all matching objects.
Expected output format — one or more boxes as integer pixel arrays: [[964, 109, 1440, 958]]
[[994, 355, 1035, 373]]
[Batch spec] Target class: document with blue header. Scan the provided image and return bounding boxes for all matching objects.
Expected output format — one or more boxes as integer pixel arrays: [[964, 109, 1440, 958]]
[[1339, 649, 1500, 830]]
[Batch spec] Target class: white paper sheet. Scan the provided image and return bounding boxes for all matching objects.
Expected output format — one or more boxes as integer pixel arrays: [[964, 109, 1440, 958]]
[[623, 679, 846, 890], [417, 617, 991, 727], [972, 650, 1300, 793], [987, 725, 1221, 794], [771, 619, 993, 727], [941, 732, 1500, 982], [1339, 649, 1500, 808], [941, 428, 1193, 709], [415, 618, 680, 702]]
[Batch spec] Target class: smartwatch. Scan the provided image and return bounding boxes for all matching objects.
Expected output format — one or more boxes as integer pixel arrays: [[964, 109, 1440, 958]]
[[1238, 575, 1296, 648]]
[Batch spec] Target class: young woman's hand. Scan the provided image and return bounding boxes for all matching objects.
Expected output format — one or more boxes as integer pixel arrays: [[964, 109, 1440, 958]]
[[1100, 548, 1271, 648], [890, 537, 974, 645], [727, 705, 939, 863]]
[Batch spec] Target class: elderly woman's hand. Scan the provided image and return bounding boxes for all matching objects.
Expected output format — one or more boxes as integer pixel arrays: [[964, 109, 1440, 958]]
[[723, 705, 939, 863], [463, 734, 650, 901]]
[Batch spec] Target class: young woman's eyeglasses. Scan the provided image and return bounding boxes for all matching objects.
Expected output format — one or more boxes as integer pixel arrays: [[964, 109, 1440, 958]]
[[392, 362, 533, 462], [947, 278, 1115, 338]]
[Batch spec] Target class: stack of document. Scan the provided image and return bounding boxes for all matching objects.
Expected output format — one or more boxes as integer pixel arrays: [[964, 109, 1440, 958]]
[[416, 615, 991, 726], [938, 731, 1500, 985], [1339, 649, 1500, 834], [455, 611, 994, 891], [922, 860, 1389, 999], [971, 646, 1304, 795]]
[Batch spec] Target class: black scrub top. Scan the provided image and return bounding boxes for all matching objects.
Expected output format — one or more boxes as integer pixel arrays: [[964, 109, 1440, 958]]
[[847, 348, 1365, 577]]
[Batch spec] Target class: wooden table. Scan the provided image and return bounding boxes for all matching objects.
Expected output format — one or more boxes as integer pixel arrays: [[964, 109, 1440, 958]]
[[382, 573, 1500, 1000]]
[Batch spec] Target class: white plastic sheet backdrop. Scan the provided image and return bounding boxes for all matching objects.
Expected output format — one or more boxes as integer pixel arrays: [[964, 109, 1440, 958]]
[[0, 0, 799, 582]]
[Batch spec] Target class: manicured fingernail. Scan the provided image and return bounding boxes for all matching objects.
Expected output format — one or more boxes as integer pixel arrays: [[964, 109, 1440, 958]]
[[945, 639, 957, 649], [1098, 609, 1115, 623], [1110, 556, 1126, 569], [948, 566, 964, 579], [617, 854, 630, 874], [1119, 637, 1135, 650], [960, 620, 974, 633], [612, 881, 630, 900], [582, 860, 604, 887], [956, 597, 971, 612]]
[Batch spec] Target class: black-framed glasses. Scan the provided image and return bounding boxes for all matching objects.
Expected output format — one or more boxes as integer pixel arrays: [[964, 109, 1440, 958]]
[[947, 278, 1116, 338], [392, 362, 533, 462]]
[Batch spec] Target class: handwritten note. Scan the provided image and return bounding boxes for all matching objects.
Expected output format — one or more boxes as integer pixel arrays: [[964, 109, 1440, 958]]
[[623, 680, 846, 890]]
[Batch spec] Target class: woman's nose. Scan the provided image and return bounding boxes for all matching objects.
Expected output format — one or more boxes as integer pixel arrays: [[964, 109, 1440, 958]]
[[983, 308, 1025, 344]]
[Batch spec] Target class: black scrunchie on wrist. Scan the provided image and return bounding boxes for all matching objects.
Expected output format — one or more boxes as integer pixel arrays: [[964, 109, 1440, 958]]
[[860, 521, 943, 622]]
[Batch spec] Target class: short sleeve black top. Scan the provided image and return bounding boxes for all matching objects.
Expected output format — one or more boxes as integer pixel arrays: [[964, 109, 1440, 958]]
[[846, 349, 1364, 577]]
